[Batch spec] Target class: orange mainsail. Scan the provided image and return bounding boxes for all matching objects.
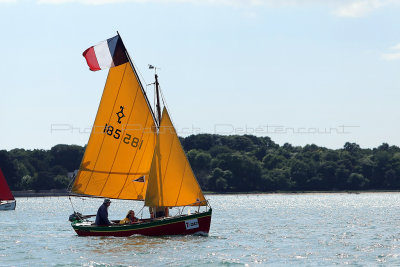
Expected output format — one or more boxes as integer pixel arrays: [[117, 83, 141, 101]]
[[72, 63, 156, 200]]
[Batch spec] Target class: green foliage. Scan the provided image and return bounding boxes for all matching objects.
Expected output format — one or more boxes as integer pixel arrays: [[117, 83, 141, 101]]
[[20, 175, 34, 190], [54, 175, 70, 189], [347, 173, 369, 189], [50, 144, 84, 171], [0, 145, 78, 191], [208, 168, 232, 192], [187, 149, 212, 187], [1, 135, 400, 192]]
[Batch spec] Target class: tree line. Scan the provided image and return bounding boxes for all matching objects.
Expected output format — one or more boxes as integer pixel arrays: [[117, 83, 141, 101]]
[[1, 135, 400, 192]]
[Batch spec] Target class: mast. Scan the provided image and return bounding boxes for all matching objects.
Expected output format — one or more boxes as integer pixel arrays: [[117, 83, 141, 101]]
[[148, 64, 162, 128], [155, 74, 162, 126]]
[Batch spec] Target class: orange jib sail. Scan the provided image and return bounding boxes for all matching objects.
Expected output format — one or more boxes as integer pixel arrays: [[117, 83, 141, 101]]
[[145, 108, 206, 207], [72, 63, 156, 200]]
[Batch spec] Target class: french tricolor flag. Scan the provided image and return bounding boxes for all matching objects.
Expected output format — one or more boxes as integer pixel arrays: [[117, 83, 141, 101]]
[[83, 35, 129, 71]]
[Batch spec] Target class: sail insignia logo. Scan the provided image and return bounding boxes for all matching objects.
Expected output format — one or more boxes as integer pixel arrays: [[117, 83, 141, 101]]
[[116, 106, 126, 124]]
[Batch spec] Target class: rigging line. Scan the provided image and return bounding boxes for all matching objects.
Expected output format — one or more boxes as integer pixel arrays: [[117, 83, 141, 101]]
[[69, 195, 77, 213], [132, 60, 148, 93], [136, 205, 145, 219], [82, 64, 128, 194], [159, 85, 174, 128], [159, 84, 167, 107], [158, 84, 167, 108], [131, 60, 157, 127], [67, 171, 77, 192], [99, 73, 141, 197]]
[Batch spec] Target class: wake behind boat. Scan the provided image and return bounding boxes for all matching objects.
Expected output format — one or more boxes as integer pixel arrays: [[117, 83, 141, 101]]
[[0, 168, 16, 210], [68, 33, 212, 237]]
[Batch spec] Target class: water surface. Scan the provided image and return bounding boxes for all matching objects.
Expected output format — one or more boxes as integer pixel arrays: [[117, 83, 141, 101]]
[[1, 193, 400, 266]]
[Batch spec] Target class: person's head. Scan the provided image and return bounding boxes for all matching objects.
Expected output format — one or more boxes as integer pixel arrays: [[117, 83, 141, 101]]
[[103, 198, 111, 206], [126, 210, 134, 219]]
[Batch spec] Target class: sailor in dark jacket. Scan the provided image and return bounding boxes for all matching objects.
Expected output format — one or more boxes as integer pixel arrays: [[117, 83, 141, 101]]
[[95, 198, 112, 225]]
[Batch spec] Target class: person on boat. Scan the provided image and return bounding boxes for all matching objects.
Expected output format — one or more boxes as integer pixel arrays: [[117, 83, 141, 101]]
[[119, 210, 139, 224], [149, 206, 169, 218], [95, 198, 112, 225]]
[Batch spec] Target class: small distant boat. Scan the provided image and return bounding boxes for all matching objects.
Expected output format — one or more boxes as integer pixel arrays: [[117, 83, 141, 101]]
[[0, 168, 16, 210], [68, 33, 212, 236]]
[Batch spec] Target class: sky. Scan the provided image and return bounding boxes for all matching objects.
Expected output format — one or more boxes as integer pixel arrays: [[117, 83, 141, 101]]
[[1, 0, 400, 150]]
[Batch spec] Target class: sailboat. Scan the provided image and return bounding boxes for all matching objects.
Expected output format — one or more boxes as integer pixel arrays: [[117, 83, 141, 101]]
[[69, 33, 212, 236], [0, 168, 16, 210]]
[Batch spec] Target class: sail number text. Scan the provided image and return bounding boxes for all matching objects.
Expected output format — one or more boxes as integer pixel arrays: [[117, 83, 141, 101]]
[[185, 218, 199, 230], [103, 123, 144, 149]]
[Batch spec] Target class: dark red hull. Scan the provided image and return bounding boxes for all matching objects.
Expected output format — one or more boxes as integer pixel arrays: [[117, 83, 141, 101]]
[[72, 209, 212, 237]]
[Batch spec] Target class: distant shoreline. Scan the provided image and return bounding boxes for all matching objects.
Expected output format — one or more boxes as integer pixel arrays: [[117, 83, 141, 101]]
[[11, 190, 400, 198], [12, 190, 69, 197]]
